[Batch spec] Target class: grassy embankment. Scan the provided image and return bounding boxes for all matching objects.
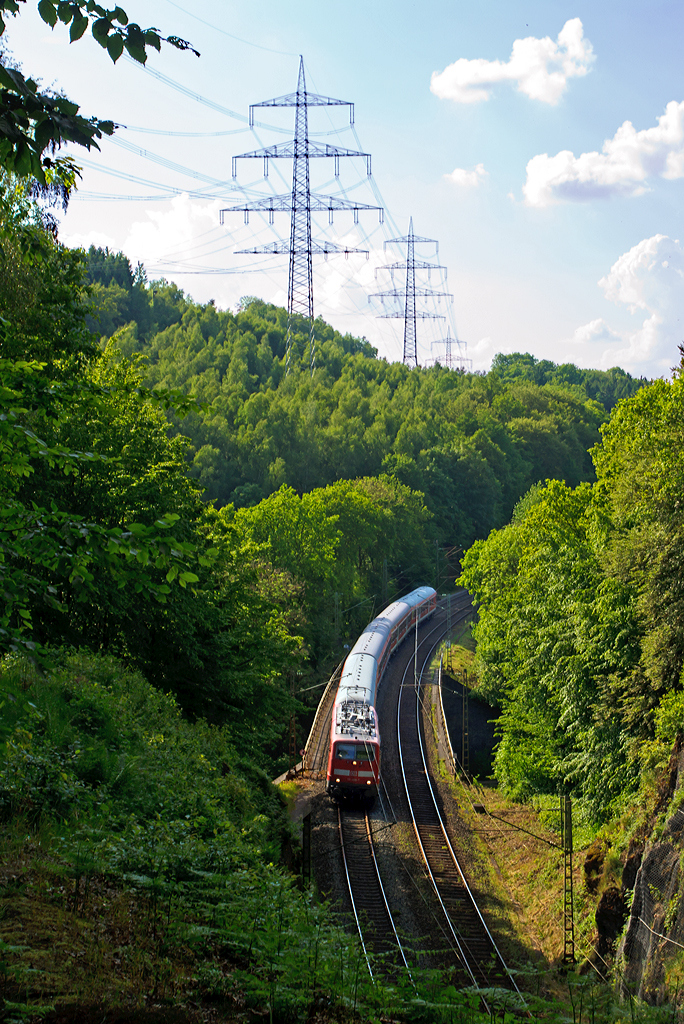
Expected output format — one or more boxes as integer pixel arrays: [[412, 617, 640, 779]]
[[3, 641, 679, 1022], [438, 625, 684, 1019], [0, 651, 524, 1024]]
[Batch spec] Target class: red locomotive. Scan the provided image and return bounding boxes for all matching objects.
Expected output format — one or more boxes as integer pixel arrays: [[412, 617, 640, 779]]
[[326, 586, 436, 800]]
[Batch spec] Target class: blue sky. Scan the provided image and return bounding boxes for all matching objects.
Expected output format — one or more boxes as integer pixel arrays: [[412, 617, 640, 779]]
[[6, 0, 684, 375]]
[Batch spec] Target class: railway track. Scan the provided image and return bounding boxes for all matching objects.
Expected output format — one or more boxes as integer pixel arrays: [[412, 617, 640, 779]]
[[303, 661, 343, 775], [335, 603, 456, 978], [337, 807, 410, 978], [396, 608, 523, 1002], [324, 593, 523, 1008], [336, 599, 465, 974]]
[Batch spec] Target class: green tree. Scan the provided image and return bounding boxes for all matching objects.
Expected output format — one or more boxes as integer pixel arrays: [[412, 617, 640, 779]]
[[459, 478, 641, 821], [0, 0, 197, 183]]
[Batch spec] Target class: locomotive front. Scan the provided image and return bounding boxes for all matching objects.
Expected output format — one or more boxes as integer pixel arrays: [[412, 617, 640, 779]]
[[326, 699, 381, 801]]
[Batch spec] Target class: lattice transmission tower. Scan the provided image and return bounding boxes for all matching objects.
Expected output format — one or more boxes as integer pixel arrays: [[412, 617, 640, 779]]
[[435, 327, 472, 373], [220, 57, 382, 374], [371, 218, 452, 368]]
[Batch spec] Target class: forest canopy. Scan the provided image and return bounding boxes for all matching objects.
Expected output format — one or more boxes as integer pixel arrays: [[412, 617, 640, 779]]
[[0, 216, 652, 772], [459, 354, 684, 825], [85, 244, 647, 555]]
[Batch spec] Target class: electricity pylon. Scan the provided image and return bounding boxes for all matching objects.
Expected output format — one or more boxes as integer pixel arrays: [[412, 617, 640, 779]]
[[371, 218, 451, 368], [434, 327, 472, 372], [221, 57, 382, 374]]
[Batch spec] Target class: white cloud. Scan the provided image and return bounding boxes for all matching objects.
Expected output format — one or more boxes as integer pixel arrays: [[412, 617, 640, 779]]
[[61, 228, 117, 251], [445, 163, 487, 188], [568, 235, 684, 376], [123, 195, 221, 274], [431, 19, 594, 106], [524, 100, 684, 206], [597, 234, 684, 311], [568, 317, 623, 347], [467, 335, 499, 371]]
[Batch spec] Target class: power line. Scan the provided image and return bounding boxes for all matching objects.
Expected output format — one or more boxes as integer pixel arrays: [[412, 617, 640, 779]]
[[71, 50, 462, 366], [119, 122, 350, 139], [121, 124, 251, 138], [125, 56, 250, 122], [110, 137, 224, 186], [72, 154, 272, 202], [162, 0, 299, 57]]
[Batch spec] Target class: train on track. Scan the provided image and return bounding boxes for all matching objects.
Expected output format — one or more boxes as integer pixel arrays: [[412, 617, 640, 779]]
[[326, 586, 437, 802]]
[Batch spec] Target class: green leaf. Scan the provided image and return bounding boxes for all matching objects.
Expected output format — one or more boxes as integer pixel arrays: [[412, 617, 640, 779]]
[[144, 29, 161, 51], [91, 16, 110, 46], [14, 141, 34, 178], [69, 14, 88, 41], [0, 64, 15, 89], [106, 32, 124, 61], [56, 1, 71, 24], [123, 38, 145, 63], [166, 34, 200, 57], [37, 0, 58, 27]]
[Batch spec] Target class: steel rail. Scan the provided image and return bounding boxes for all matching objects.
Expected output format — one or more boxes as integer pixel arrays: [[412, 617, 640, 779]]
[[362, 812, 412, 976], [397, 612, 525, 1006], [334, 596, 464, 979], [338, 807, 374, 978], [415, 646, 522, 997], [304, 660, 344, 773], [437, 660, 458, 775], [307, 593, 465, 774], [396, 607, 480, 985], [337, 807, 411, 979]]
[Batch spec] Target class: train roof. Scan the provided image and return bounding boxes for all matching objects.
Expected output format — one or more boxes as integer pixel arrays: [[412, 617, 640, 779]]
[[362, 586, 437, 633], [345, 585, 437, 662], [348, 620, 391, 661], [336, 652, 377, 708], [333, 700, 377, 740]]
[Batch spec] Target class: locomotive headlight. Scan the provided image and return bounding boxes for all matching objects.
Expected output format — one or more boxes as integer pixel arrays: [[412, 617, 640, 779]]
[[353, 760, 357, 765], [366, 780, 372, 785], [335, 778, 340, 783]]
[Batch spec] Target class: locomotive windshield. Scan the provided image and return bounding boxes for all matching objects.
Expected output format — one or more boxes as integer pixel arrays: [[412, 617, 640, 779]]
[[334, 743, 376, 762]]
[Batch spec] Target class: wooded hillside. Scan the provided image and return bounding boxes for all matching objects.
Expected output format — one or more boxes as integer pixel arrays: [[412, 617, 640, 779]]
[[87, 246, 646, 553], [460, 353, 684, 826]]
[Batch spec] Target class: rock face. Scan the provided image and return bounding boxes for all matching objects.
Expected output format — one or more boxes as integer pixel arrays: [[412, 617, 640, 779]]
[[595, 886, 627, 960], [619, 741, 684, 1004], [585, 838, 607, 895]]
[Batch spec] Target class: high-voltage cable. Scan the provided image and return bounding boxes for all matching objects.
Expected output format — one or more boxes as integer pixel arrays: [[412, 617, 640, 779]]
[[221, 57, 382, 375]]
